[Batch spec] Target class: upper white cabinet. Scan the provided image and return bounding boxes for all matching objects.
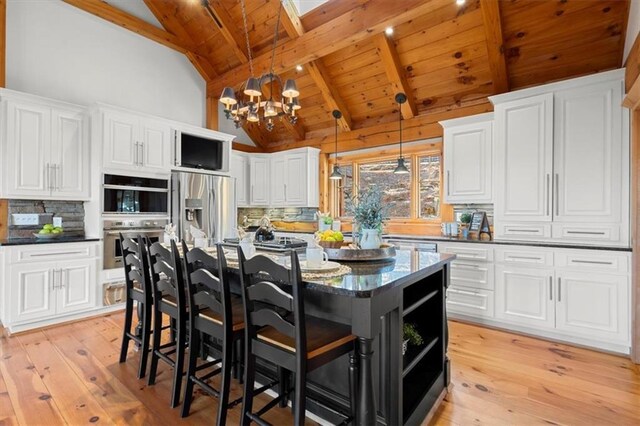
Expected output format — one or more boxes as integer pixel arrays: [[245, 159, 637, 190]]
[[0, 90, 90, 200], [494, 93, 554, 222], [231, 153, 249, 207], [490, 70, 629, 246], [101, 107, 171, 176], [249, 156, 270, 206], [440, 113, 493, 204], [232, 147, 320, 207]]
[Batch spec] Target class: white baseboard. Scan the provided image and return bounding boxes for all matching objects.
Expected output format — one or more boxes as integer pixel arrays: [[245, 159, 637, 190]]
[[5, 304, 124, 335]]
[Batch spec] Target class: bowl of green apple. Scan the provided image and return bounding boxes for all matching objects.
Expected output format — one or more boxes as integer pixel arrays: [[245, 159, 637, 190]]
[[34, 224, 64, 239]]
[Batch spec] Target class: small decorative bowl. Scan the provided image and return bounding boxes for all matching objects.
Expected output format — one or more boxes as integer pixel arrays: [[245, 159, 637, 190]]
[[318, 241, 344, 249]]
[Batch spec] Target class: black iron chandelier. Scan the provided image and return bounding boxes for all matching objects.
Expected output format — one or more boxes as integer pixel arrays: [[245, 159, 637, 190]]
[[217, 0, 301, 131]]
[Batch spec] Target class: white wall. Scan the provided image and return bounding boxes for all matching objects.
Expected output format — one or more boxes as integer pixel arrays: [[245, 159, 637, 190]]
[[6, 0, 205, 126], [624, 0, 640, 64]]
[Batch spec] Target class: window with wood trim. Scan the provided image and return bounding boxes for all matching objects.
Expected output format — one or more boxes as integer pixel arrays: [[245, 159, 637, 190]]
[[330, 144, 445, 228]]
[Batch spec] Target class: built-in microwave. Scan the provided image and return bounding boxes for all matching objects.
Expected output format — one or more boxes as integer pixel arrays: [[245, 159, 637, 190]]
[[102, 174, 169, 215], [173, 128, 232, 173]]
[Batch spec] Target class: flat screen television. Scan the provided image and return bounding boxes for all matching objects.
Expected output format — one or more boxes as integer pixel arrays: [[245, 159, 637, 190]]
[[180, 132, 224, 171]]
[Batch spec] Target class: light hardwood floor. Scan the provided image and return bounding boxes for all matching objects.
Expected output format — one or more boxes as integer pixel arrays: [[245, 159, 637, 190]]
[[1, 314, 639, 425]]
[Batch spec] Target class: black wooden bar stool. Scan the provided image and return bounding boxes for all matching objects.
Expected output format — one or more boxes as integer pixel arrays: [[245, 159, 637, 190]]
[[181, 243, 245, 424], [147, 240, 188, 408], [238, 248, 357, 426], [119, 235, 153, 379]]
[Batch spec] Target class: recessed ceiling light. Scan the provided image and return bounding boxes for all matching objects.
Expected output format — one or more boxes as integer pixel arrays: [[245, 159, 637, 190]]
[[456, 0, 466, 5], [295, 64, 303, 71], [385, 26, 394, 36]]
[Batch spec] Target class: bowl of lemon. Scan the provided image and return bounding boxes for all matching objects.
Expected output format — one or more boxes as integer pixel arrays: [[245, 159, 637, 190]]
[[34, 224, 64, 239], [315, 229, 344, 249]]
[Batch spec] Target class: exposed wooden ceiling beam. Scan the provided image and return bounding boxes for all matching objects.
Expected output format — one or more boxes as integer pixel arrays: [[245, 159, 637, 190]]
[[278, 0, 350, 132], [0, 0, 5, 88], [305, 61, 353, 131], [63, 0, 195, 54], [281, 116, 306, 141], [201, 0, 249, 64], [480, 0, 509, 94], [207, 0, 451, 96], [143, 0, 217, 80], [374, 33, 418, 119], [265, 102, 493, 154]]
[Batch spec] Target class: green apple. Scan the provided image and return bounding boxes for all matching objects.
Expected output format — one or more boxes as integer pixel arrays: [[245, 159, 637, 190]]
[[54, 227, 63, 232], [39, 229, 52, 234], [43, 224, 54, 231], [51, 229, 62, 234]]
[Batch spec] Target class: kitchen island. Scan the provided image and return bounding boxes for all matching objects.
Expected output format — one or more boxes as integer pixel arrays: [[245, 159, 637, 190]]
[[220, 246, 456, 425]]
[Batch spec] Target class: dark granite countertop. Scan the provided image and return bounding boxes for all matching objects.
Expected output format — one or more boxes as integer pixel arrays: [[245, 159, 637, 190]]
[[0, 236, 101, 246], [300, 250, 455, 298]]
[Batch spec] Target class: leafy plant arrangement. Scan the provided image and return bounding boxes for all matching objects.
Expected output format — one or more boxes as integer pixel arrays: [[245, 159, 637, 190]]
[[403, 323, 424, 346], [347, 186, 390, 230], [459, 212, 472, 225]]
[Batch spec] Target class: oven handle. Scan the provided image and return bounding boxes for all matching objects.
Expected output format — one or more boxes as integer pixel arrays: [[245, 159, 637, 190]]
[[105, 230, 164, 236], [102, 184, 169, 193]]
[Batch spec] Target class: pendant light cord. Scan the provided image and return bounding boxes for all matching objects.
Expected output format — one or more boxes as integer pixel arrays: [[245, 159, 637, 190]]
[[268, 1, 283, 101], [335, 115, 338, 159], [399, 105, 403, 159], [240, 0, 254, 76]]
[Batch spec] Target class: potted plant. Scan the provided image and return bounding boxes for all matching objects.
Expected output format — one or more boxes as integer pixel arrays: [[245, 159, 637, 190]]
[[460, 212, 472, 239], [348, 187, 389, 249], [402, 323, 424, 355]]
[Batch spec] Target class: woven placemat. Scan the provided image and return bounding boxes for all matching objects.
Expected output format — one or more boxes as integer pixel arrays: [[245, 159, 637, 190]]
[[302, 264, 352, 280]]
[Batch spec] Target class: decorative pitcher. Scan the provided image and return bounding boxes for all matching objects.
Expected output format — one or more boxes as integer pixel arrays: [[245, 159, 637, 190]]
[[359, 228, 382, 249]]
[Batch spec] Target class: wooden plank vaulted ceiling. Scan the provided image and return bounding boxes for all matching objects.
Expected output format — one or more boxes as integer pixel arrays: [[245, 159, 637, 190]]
[[66, 0, 630, 152]]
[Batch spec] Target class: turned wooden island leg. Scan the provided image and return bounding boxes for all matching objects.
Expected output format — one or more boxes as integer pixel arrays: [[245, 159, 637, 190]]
[[357, 337, 376, 425]]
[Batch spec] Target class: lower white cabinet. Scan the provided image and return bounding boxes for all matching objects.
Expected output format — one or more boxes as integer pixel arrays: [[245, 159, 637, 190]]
[[555, 271, 628, 343], [495, 265, 555, 329], [442, 242, 631, 353], [1, 242, 99, 332]]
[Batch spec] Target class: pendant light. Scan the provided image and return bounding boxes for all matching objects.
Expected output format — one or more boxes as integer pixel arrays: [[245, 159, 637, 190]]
[[394, 92, 410, 174], [329, 110, 343, 180]]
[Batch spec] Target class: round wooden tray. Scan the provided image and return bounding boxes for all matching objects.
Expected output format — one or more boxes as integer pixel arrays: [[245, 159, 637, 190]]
[[322, 243, 396, 262]]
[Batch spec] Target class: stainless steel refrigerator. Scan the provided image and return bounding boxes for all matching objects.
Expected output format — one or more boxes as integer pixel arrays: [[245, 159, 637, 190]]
[[171, 171, 237, 245]]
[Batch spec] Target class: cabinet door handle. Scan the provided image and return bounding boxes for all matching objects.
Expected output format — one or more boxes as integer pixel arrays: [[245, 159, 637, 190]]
[[453, 262, 480, 269], [140, 142, 144, 166], [507, 255, 542, 261], [49, 269, 54, 291], [570, 259, 613, 265], [546, 174, 550, 216], [506, 228, 539, 233], [46, 163, 51, 191], [557, 277, 562, 302], [555, 173, 560, 217], [549, 276, 553, 301], [566, 231, 606, 236], [447, 171, 451, 196], [56, 164, 61, 191]]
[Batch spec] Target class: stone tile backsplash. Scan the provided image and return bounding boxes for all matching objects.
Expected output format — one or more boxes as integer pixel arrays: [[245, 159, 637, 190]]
[[8, 200, 85, 238]]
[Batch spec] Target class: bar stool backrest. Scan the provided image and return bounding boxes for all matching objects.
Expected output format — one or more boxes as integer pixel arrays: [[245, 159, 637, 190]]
[[120, 234, 152, 297], [183, 243, 232, 331], [148, 240, 186, 313], [237, 249, 307, 360]]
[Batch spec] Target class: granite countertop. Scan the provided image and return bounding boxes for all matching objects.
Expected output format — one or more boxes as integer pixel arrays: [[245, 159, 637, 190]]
[[0, 236, 101, 246]]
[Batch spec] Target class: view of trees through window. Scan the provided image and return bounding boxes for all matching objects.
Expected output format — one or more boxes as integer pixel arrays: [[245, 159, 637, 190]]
[[419, 156, 440, 219], [335, 151, 441, 221], [359, 160, 412, 217]]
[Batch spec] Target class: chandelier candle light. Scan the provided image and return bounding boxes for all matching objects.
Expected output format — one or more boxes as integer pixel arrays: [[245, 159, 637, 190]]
[[217, 0, 301, 131], [394, 92, 410, 174], [329, 110, 343, 180]]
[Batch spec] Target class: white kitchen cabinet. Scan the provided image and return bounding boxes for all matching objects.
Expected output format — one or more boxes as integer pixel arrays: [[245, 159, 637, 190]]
[[2, 242, 100, 333], [102, 108, 171, 176], [284, 152, 308, 205], [494, 93, 554, 224], [231, 153, 249, 206], [440, 113, 493, 203], [56, 260, 97, 315], [1, 91, 90, 200], [495, 265, 555, 330], [447, 287, 494, 318], [10, 263, 57, 323], [235, 147, 320, 207], [249, 156, 270, 205], [490, 70, 629, 246], [555, 271, 628, 343], [270, 154, 286, 205]]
